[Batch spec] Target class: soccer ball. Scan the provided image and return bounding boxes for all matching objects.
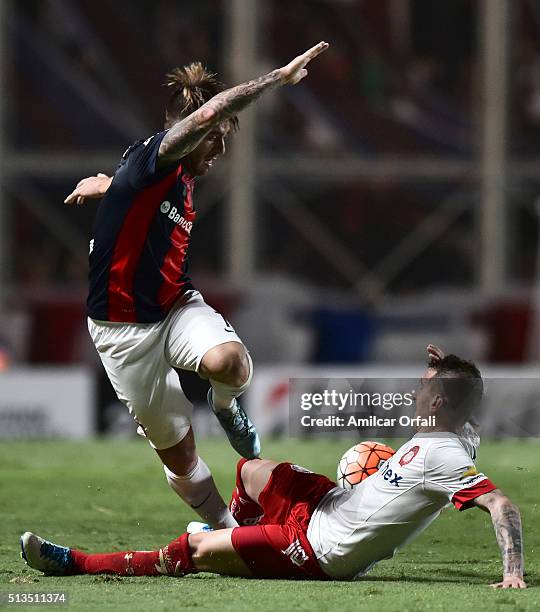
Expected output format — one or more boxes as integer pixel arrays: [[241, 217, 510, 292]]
[[337, 441, 395, 489]]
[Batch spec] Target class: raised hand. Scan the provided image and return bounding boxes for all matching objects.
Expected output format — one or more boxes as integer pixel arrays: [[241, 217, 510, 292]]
[[426, 344, 445, 363], [65, 173, 112, 205], [278, 41, 329, 85]]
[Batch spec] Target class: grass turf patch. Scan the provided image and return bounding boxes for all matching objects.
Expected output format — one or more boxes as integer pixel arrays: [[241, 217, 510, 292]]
[[0, 438, 538, 611]]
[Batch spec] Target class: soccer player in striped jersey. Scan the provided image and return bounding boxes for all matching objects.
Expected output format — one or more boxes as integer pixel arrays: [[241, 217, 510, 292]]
[[63, 42, 329, 529]]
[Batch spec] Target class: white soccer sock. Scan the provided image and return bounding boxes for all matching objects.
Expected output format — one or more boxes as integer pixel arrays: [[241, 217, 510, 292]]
[[164, 458, 238, 529], [210, 352, 253, 412]]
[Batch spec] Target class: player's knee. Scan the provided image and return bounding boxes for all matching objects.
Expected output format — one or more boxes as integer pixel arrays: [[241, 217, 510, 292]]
[[241, 459, 277, 502], [239, 459, 260, 484], [201, 343, 249, 386]]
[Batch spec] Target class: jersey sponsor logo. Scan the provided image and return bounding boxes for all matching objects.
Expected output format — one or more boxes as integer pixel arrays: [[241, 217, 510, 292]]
[[380, 464, 403, 487], [399, 445, 420, 466], [160, 201, 193, 233], [89, 238, 95, 254], [460, 466, 478, 480], [281, 539, 309, 566], [460, 473, 484, 486], [378, 459, 391, 472]]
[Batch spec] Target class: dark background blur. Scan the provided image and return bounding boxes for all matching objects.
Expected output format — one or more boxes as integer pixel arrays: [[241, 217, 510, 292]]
[[1, 0, 540, 376]]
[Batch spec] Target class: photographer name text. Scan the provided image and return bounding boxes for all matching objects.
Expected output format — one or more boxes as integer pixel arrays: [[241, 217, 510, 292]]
[[300, 414, 435, 428]]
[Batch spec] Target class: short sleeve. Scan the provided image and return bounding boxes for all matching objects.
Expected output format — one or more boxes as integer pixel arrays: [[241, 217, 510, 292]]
[[424, 440, 496, 512], [123, 131, 174, 189]]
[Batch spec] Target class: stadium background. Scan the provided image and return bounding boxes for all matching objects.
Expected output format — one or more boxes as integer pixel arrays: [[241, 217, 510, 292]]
[[1, 0, 540, 436], [0, 2, 539, 610]]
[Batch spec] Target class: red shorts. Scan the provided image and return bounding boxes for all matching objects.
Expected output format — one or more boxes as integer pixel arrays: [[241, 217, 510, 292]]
[[231, 463, 336, 580]]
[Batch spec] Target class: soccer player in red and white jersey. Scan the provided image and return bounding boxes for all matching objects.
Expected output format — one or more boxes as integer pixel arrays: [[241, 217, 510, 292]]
[[22, 346, 526, 588], [62, 43, 329, 530]]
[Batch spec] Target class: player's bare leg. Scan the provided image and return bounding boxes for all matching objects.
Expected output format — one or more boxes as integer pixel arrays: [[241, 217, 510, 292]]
[[156, 426, 198, 475], [156, 427, 237, 529], [21, 529, 251, 578], [200, 341, 261, 459], [199, 341, 250, 394], [240, 459, 279, 503], [189, 529, 251, 576]]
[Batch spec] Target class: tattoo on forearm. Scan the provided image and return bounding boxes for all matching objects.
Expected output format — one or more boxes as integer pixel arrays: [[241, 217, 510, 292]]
[[160, 71, 282, 161], [204, 70, 282, 119], [492, 503, 524, 576], [160, 115, 213, 161]]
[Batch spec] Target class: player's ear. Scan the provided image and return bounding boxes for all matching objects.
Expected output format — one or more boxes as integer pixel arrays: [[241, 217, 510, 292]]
[[430, 394, 445, 413]]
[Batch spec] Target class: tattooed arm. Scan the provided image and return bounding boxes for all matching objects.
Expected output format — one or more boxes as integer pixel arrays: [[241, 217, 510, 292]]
[[474, 489, 527, 588], [157, 41, 329, 166]]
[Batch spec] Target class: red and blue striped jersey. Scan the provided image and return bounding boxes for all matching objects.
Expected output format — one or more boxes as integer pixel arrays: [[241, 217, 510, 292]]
[[87, 131, 196, 323]]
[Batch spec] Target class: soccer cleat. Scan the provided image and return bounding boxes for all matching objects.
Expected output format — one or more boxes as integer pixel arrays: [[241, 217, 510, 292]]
[[186, 521, 214, 535], [20, 532, 73, 575], [208, 389, 261, 459]]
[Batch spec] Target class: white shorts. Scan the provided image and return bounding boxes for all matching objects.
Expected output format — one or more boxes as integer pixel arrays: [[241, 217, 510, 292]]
[[88, 290, 243, 450]]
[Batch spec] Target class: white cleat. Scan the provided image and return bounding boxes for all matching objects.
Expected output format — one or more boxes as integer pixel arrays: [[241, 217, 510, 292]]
[[20, 531, 73, 575], [186, 521, 213, 535]]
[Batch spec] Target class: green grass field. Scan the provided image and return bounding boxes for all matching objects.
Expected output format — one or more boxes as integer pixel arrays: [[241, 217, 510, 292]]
[[0, 438, 538, 611]]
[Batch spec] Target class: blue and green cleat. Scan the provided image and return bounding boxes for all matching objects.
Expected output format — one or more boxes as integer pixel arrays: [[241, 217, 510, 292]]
[[208, 389, 261, 459], [20, 532, 73, 575]]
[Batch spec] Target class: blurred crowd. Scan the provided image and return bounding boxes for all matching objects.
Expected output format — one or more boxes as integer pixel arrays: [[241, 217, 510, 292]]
[[4, 0, 540, 366]]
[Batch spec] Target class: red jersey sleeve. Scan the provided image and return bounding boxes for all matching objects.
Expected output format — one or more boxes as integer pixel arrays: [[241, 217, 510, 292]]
[[451, 478, 497, 511], [424, 438, 497, 512]]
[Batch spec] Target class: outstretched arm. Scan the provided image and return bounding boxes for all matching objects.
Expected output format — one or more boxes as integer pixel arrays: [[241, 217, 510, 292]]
[[474, 489, 526, 588], [157, 41, 329, 165], [64, 42, 329, 203]]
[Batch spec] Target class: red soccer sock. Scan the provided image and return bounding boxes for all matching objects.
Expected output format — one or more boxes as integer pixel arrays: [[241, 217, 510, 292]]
[[70, 533, 195, 577], [229, 458, 264, 526]]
